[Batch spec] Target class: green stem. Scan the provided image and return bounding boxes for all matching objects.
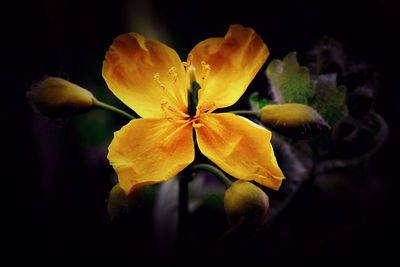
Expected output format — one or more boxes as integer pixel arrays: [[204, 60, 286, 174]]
[[177, 174, 190, 257], [178, 175, 189, 234], [230, 110, 260, 117], [190, 164, 232, 188], [92, 98, 135, 120]]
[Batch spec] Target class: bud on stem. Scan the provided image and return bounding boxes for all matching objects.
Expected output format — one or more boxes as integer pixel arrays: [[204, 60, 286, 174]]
[[27, 77, 95, 117], [224, 180, 269, 226], [107, 183, 145, 219], [260, 103, 330, 138]]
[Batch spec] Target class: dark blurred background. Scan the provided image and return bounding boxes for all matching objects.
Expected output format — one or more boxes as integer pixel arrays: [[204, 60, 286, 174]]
[[3, 0, 399, 265]]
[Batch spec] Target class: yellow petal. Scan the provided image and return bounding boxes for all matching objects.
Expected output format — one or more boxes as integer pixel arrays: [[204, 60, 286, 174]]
[[103, 33, 187, 118], [108, 118, 195, 194], [190, 24, 269, 109], [195, 113, 284, 190]]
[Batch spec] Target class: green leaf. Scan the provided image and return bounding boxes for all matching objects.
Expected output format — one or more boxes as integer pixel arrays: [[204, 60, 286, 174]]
[[266, 51, 313, 104], [310, 74, 347, 127], [248, 92, 268, 111]]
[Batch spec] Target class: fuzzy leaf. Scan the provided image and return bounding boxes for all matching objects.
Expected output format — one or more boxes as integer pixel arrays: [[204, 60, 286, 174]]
[[310, 74, 347, 127], [266, 52, 313, 104]]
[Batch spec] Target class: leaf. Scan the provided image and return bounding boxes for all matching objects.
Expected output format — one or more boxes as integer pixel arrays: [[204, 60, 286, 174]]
[[310, 74, 347, 127], [248, 92, 269, 111], [266, 51, 313, 104]]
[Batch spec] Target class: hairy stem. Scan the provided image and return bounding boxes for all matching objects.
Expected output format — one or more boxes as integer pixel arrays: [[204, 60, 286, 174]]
[[190, 164, 232, 188], [92, 98, 135, 120]]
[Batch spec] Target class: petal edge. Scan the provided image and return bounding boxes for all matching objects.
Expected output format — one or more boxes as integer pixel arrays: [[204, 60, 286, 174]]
[[108, 118, 195, 194], [195, 113, 284, 190], [190, 25, 269, 109], [103, 33, 187, 118]]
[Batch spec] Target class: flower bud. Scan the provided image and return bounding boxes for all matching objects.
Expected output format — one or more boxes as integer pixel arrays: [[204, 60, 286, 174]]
[[260, 103, 330, 138], [224, 180, 269, 226], [27, 77, 95, 117], [107, 183, 145, 220]]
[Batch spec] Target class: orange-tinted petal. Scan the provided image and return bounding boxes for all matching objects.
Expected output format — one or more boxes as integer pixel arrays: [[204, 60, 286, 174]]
[[103, 33, 187, 118], [195, 113, 284, 190], [190, 24, 269, 109], [108, 118, 194, 194]]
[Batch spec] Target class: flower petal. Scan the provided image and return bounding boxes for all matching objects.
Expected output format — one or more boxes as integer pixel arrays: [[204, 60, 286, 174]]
[[108, 118, 194, 194], [195, 113, 284, 190], [190, 24, 269, 109], [103, 33, 187, 118]]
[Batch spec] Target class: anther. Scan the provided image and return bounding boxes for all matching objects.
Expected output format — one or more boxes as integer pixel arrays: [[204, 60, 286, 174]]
[[188, 54, 194, 64], [197, 102, 217, 115], [200, 61, 211, 89], [201, 61, 211, 78], [168, 67, 178, 83], [192, 120, 204, 128], [154, 73, 166, 89], [183, 53, 194, 68]]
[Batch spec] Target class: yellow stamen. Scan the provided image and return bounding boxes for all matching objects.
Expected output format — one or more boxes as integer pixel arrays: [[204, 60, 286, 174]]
[[200, 61, 211, 86], [196, 101, 217, 116], [161, 99, 189, 121], [153, 73, 165, 89], [183, 53, 194, 68], [168, 67, 178, 83], [192, 120, 204, 128], [154, 72, 182, 112]]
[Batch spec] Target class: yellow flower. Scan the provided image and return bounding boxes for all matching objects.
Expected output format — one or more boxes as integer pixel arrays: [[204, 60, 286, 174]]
[[103, 24, 284, 194]]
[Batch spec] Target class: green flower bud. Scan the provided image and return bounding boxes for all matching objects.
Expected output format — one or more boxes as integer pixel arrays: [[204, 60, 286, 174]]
[[224, 180, 269, 226], [27, 77, 95, 117], [260, 103, 330, 138]]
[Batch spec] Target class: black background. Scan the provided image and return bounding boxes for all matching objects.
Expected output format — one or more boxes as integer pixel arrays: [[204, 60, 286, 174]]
[[3, 0, 399, 265]]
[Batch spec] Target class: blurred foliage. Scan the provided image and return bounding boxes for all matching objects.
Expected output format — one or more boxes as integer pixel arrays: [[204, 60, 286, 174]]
[[266, 51, 347, 129], [310, 74, 347, 127], [267, 52, 313, 104], [248, 92, 269, 111], [243, 37, 387, 230]]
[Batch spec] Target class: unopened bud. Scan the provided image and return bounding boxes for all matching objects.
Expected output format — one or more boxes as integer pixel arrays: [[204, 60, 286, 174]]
[[224, 180, 269, 226], [27, 77, 95, 117], [107, 183, 145, 220], [260, 103, 330, 138]]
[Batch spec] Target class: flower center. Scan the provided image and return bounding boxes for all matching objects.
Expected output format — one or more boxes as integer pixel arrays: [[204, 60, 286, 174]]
[[187, 65, 200, 117], [154, 54, 214, 128], [183, 54, 213, 118]]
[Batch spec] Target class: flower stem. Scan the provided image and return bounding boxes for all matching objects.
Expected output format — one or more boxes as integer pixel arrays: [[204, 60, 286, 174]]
[[177, 174, 190, 255], [92, 98, 135, 120], [190, 164, 232, 188], [230, 110, 260, 117]]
